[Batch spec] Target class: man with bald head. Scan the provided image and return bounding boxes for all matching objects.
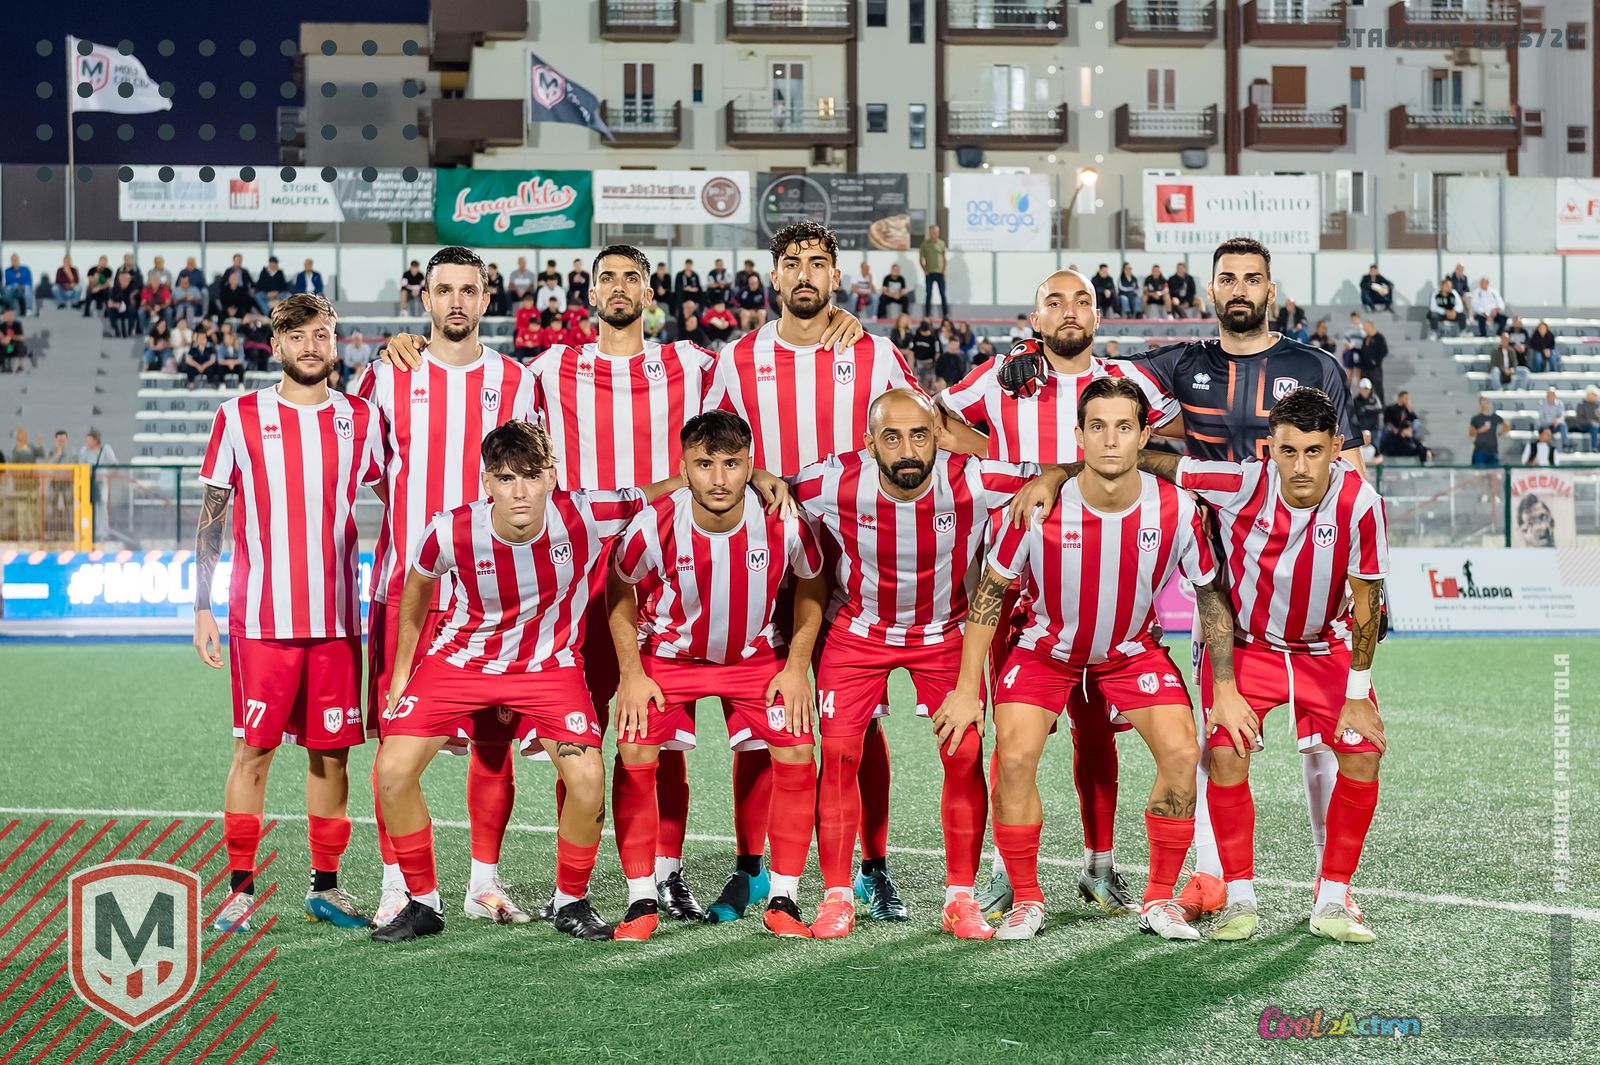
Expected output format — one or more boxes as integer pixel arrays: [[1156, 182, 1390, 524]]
[[791, 388, 1043, 940]]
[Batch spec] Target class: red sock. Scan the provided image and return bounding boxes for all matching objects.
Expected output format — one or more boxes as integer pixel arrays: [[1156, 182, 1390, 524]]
[[1320, 774, 1379, 885], [391, 822, 437, 897], [655, 748, 689, 861], [371, 757, 396, 865], [732, 747, 772, 857], [1070, 705, 1118, 853], [613, 758, 659, 881], [817, 734, 865, 888], [1143, 812, 1195, 904], [307, 815, 351, 873], [1206, 778, 1256, 882], [767, 759, 816, 879], [223, 811, 262, 874], [555, 835, 600, 898], [466, 742, 516, 864], [857, 723, 891, 863], [992, 821, 1043, 905], [938, 727, 986, 887]]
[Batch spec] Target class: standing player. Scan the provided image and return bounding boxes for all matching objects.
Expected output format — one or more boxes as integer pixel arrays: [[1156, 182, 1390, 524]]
[[936, 268, 1179, 919], [934, 377, 1236, 941], [357, 247, 538, 928], [793, 389, 1040, 940], [193, 293, 383, 932], [372, 421, 668, 942], [703, 220, 923, 923], [607, 411, 826, 939], [1135, 388, 1389, 943]]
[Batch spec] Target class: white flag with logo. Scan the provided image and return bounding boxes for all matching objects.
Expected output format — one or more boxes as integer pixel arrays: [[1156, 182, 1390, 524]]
[[67, 37, 172, 114]]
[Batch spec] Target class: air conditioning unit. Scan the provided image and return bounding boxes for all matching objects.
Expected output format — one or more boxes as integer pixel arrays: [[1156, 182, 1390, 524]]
[[1449, 47, 1474, 65], [812, 145, 835, 166]]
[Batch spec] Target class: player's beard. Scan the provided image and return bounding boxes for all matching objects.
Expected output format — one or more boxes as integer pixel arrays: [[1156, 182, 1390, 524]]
[[780, 287, 825, 320], [1220, 296, 1268, 335], [1042, 325, 1093, 361], [598, 300, 642, 329], [282, 355, 336, 386], [877, 455, 932, 491], [438, 311, 479, 343]]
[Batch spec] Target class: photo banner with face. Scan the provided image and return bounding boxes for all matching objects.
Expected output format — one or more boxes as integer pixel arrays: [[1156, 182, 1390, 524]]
[[945, 174, 1052, 252], [1509, 470, 1576, 548], [1143, 175, 1320, 253]]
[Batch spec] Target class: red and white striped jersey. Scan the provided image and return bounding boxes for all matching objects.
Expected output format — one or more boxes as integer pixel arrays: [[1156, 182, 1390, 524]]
[[987, 473, 1216, 665], [793, 449, 1038, 646], [199, 387, 383, 639], [937, 355, 1180, 465], [614, 486, 825, 664], [529, 340, 716, 490], [1176, 457, 1389, 655], [704, 321, 923, 476], [412, 491, 644, 674], [356, 346, 537, 606]]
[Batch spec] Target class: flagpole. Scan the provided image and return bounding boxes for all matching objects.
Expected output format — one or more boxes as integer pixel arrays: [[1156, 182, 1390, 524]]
[[65, 36, 74, 254]]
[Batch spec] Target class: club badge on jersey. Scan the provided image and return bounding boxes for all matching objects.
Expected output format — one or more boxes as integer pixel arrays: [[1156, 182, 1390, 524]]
[[997, 338, 1051, 399]]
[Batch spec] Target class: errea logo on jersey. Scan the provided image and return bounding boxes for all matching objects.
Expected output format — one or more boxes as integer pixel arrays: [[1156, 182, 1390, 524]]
[[857, 513, 877, 529], [756, 363, 776, 383], [411, 387, 428, 403], [476, 559, 496, 575], [260, 423, 281, 441], [675, 553, 695, 570], [1061, 530, 1082, 548], [1192, 372, 1212, 391], [576, 360, 595, 378], [1253, 517, 1272, 534], [1313, 523, 1337, 549]]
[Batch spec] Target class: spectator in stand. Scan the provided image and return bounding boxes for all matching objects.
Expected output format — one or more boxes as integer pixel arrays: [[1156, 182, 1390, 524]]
[[1468, 394, 1508, 467], [239, 309, 273, 371], [218, 273, 253, 319], [734, 258, 759, 293], [642, 302, 668, 342], [1427, 279, 1465, 338], [1574, 386, 1600, 452], [484, 262, 507, 317], [4, 255, 35, 316], [559, 303, 589, 332], [178, 256, 206, 293], [138, 274, 172, 331], [1308, 318, 1337, 356], [218, 254, 249, 297], [703, 259, 728, 308], [877, 264, 912, 318], [142, 316, 172, 370], [676, 300, 706, 347], [1537, 387, 1570, 450], [53, 256, 81, 310], [107, 269, 140, 338], [0, 310, 29, 373], [889, 312, 914, 352], [1351, 377, 1384, 445], [567, 258, 591, 306], [512, 307, 540, 362], [508, 257, 534, 304], [172, 275, 205, 323], [1470, 277, 1507, 337], [293, 259, 324, 296], [673, 259, 702, 318], [850, 261, 876, 315], [1091, 264, 1118, 318], [1447, 262, 1470, 299], [701, 298, 738, 349], [170, 317, 194, 369], [920, 224, 949, 320], [939, 318, 958, 356], [538, 259, 561, 285], [342, 328, 373, 385], [567, 314, 597, 350], [1488, 331, 1532, 391], [514, 292, 538, 340], [145, 256, 170, 293], [1272, 297, 1308, 341], [534, 276, 567, 316], [1527, 320, 1559, 373], [182, 326, 220, 388], [1338, 311, 1365, 390], [972, 338, 997, 367], [1357, 319, 1388, 401], [79, 429, 117, 469], [936, 337, 967, 390], [10, 427, 40, 461], [215, 325, 245, 386], [736, 272, 767, 331], [1523, 426, 1559, 467], [1116, 263, 1141, 317], [400, 260, 425, 315], [1380, 390, 1431, 463], [908, 318, 941, 390], [1103, 339, 1120, 359], [953, 320, 978, 360], [1167, 261, 1203, 318], [650, 262, 674, 315], [1142, 264, 1171, 318], [83, 256, 113, 318], [250, 258, 288, 316], [1359, 264, 1393, 312], [530, 309, 565, 356], [1504, 315, 1529, 357], [119, 253, 143, 292], [1007, 314, 1031, 344]]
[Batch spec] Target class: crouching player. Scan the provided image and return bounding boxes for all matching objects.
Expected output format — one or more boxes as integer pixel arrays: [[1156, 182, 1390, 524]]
[[935, 376, 1239, 941], [372, 421, 664, 943], [607, 411, 827, 940], [1138, 386, 1390, 943]]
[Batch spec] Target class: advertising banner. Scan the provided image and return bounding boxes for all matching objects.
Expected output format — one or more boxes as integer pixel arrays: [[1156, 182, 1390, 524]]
[[1385, 547, 1600, 632], [1555, 177, 1600, 254], [119, 167, 433, 222], [756, 172, 911, 250], [1143, 174, 1320, 253], [433, 168, 592, 247], [594, 170, 750, 224], [945, 173, 1052, 252], [1508, 469, 1577, 548]]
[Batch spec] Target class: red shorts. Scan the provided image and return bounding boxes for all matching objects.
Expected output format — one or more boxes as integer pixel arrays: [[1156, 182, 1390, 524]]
[[994, 645, 1192, 725], [1199, 642, 1382, 755], [383, 654, 600, 753], [230, 635, 363, 750], [642, 652, 813, 752], [815, 626, 961, 737], [364, 600, 448, 736]]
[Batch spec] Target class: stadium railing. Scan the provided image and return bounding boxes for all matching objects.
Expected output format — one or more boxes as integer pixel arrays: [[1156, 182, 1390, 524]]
[[0, 464, 93, 549]]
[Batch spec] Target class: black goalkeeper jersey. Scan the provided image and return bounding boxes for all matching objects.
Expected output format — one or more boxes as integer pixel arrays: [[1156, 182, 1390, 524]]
[[1118, 335, 1358, 461]]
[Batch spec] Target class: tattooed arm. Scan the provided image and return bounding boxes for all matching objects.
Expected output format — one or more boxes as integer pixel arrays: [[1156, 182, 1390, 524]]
[[931, 564, 1011, 754], [191, 485, 231, 668], [1335, 574, 1387, 754], [1134, 448, 1182, 483], [1193, 576, 1257, 758]]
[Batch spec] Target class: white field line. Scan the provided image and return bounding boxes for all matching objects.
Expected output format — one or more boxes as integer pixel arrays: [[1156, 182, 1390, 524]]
[[0, 804, 1594, 925]]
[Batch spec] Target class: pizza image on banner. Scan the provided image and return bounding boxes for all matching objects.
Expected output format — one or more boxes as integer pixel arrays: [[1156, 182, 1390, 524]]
[[434, 168, 593, 247]]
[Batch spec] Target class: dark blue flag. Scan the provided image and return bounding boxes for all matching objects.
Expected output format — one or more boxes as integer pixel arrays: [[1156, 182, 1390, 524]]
[[529, 53, 614, 141]]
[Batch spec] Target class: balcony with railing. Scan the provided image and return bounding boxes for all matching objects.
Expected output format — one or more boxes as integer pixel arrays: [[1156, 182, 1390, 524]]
[[1242, 104, 1349, 149], [1388, 0, 1519, 35], [600, 0, 682, 40], [430, 0, 529, 67], [940, 103, 1071, 148], [1113, 1, 1218, 45], [941, 1, 1069, 43], [599, 100, 683, 147], [725, 0, 856, 42], [1114, 104, 1219, 150], [1241, 1, 1347, 45], [1387, 106, 1519, 151], [724, 101, 856, 148], [428, 97, 524, 167]]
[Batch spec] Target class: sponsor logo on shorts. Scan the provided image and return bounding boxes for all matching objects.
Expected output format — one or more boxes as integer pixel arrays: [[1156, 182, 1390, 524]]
[[1137, 672, 1160, 695], [322, 707, 343, 734], [551, 542, 573, 566], [1273, 376, 1299, 401], [1339, 727, 1364, 746], [934, 512, 955, 535], [565, 711, 588, 735], [1313, 523, 1337, 549], [333, 415, 353, 440], [481, 387, 501, 413], [746, 548, 769, 572], [1138, 527, 1160, 552], [345, 706, 361, 724], [832, 360, 855, 385], [1161, 673, 1182, 687], [767, 704, 787, 730], [643, 360, 666, 382]]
